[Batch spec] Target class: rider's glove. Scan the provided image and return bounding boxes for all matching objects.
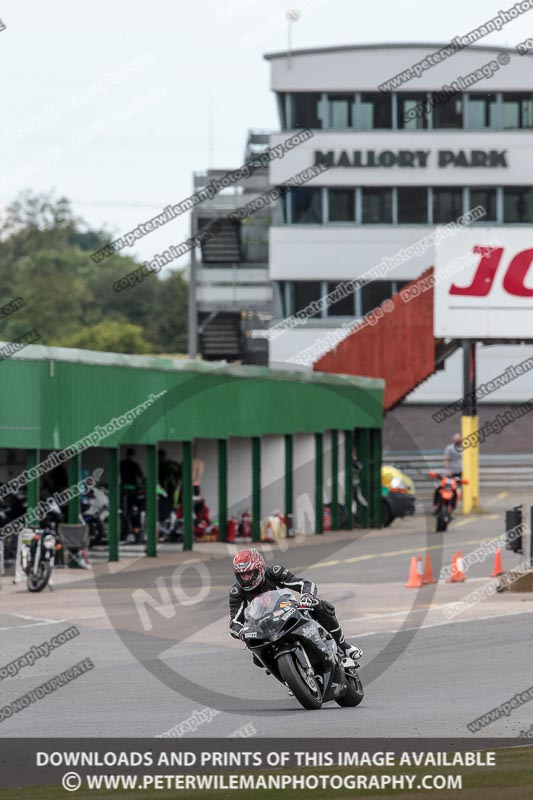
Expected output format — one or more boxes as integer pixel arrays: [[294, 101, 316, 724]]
[[299, 593, 319, 609]]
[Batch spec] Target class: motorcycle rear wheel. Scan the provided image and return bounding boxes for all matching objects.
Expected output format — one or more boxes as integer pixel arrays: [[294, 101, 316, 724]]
[[336, 667, 364, 707], [27, 562, 52, 592], [277, 652, 323, 710]]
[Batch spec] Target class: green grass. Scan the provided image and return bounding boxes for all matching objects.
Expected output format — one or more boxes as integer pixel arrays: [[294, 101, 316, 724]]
[[2, 746, 533, 800]]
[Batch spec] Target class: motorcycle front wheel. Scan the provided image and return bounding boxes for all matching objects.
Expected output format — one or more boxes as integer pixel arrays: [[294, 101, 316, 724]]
[[336, 666, 364, 707], [436, 506, 448, 532], [27, 562, 52, 592], [277, 652, 323, 710]]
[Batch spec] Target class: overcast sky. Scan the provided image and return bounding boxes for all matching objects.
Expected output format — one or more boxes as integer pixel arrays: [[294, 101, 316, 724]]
[[0, 0, 527, 268]]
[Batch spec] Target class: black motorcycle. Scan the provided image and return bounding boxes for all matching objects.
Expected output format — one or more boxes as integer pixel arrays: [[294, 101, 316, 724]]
[[20, 500, 62, 592], [241, 589, 364, 711]]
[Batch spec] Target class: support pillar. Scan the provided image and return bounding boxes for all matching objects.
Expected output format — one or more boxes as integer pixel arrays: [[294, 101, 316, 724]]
[[145, 444, 157, 557], [182, 441, 193, 551], [331, 430, 339, 530], [315, 433, 323, 533], [369, 428, 382, 528], [218, 439, 228, 541], [252, 437, 261, 542], [284, 434, 293, 522], [26, 450, 40, 526], [67, 452, 82, 524], [107, 448, 119, 562]]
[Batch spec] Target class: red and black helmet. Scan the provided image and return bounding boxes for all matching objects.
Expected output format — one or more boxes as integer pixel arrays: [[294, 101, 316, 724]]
[[232, 548, 265, 591]]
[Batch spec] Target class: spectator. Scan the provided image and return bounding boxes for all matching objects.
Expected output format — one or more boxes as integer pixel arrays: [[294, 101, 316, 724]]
[[158, 449, 181, 505], [120, 448, 144, 487], [120, 448, 144, 535], [42, 462, 68, 497], [444, 433, 463, 479], [192, 444, 204, 498]]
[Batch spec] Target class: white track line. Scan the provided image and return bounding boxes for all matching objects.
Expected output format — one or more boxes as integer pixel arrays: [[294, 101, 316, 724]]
[[347, 608, 531, 638], [0, 613, 65, 631]]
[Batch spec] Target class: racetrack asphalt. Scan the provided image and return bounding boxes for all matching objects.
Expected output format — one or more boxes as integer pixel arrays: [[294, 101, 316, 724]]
[[1, 489, 532, 738]]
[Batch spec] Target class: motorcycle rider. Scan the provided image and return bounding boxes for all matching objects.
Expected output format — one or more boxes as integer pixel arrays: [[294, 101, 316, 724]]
[[229, 548, 362, 660], [435, 432, 463, 511]]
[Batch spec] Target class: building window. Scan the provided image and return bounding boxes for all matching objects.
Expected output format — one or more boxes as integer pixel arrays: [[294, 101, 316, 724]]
[[398, 94, 429, 129], [361, 280, 394, 316], [433, 188, 464, 223], [397, 187, 428, 223], [291, 93, 324, 129], [328, 189, 355, 222], [469, 188, 498, 222], [361, 188, 393, 223], [277, 93, 288, 129], [502, 93, 533, 129], [328, 93, 355, 127], [290, 188, 322, 224], [294, 282, 322, 317], [279, 188, 290, 223], [360, 93, 392, 129], [466, 93, 497, 129], [327, 282, 355, 316], [394, 280, 411, 293], [274, 282, 287, 318], [503, 188, 533, 223], [433, 93, 463, 128]]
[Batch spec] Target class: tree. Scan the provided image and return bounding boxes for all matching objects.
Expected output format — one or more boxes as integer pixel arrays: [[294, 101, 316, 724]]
[[0, 191, 190, 355], [59, 320, 154, 354], [4, 248, 93, 343], [146, 270, 188, 353]]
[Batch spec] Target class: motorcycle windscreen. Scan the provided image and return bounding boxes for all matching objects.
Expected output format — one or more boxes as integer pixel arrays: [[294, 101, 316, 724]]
[[244, 589, 298, 622]]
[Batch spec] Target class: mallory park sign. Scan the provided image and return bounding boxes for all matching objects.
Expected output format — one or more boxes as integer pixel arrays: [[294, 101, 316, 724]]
[[314, 149, 508, 168]]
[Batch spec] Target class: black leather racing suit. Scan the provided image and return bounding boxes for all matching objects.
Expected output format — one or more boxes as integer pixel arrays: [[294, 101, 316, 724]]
[[229, 564, 347, 647]]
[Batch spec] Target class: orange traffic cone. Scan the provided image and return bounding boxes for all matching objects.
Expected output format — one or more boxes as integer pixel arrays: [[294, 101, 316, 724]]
[[446, 551, 466, 583], [491, 548, 504, 577], [456, 551, 467, 581], [422, 553, 437, 584], [405, 556, 423, 588]]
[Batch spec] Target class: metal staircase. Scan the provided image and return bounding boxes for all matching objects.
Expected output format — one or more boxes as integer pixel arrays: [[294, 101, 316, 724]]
[[199, 312, 241, 361], [200, 219, 241, 263]]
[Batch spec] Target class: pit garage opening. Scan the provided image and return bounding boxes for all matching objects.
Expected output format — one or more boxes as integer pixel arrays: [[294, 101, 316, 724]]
[[0, 345, 383, 562]]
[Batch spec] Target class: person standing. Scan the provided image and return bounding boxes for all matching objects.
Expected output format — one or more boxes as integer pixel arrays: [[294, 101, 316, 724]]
[[158, 449, 181, 505], [439, 432, 463, 511], [192, 444, 204, 498], [444, 432, 463, 479]]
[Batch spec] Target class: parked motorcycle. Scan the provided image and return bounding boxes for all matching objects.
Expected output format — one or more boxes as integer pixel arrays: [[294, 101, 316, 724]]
[[120, 481, 146, 543], [158, 485, 182, 542], [81, 484, 109, 547], [20, 500, 62, 592], [429, 471, 468, 532], [240, 589, 364, 711]]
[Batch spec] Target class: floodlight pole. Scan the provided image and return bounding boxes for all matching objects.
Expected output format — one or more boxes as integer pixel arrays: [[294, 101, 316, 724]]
[[188, 215, 198, 359]]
